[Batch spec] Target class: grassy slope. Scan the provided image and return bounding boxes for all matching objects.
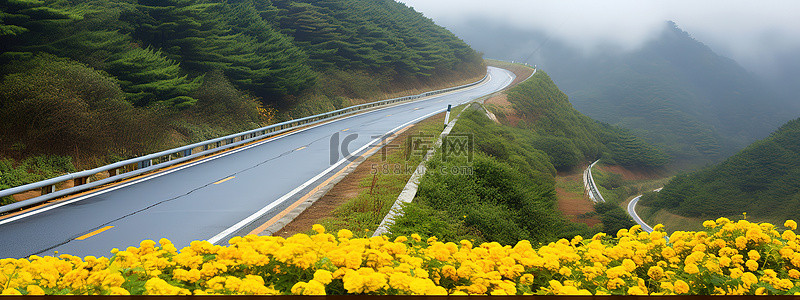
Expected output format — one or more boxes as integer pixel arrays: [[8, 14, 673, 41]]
[[388, 62, 668, 245], [640, 117, 800, 226]]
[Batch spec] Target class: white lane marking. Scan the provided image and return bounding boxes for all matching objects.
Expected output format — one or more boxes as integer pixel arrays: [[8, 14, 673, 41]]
[[207, 109, 447, 244], [0, 81, 484, 226], [0, 68, 505, 231]]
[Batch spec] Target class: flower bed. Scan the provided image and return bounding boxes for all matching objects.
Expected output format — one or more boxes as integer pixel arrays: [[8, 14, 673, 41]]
[[2, 219, 800, 295]]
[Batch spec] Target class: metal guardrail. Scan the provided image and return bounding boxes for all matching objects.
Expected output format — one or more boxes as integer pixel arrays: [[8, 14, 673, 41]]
[[586, 160, 606, 203], [0, 72, 490, 214]]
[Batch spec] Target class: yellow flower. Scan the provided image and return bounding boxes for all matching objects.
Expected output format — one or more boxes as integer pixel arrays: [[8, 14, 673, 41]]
[[745, 259, 758, 271], [25, 285, 45, 295], [790, 269, 800, 279], [303, 280, 326, 295], [748, 250, 761, 261], [313, 270, 333, 285], [684, 263, 699, 274], [647, 266, 664, 280], [1, 289, 22, 295], [786, 220, 798, 230], [776, 279, 794, 291], [338, 229, 353, 240], [674, 280, 689, 294], [312, 224, 325, 234], [756, 287, 767, 295], [109, 287, 130, 295], [520, 274, 534, 285], [703, 220, 717, 229], [410, 234, 422, 242], [627, 286, 647, 295], [742, 272, 758, 288]]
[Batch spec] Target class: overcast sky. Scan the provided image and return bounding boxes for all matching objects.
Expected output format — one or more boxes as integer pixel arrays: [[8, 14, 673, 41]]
[[398, 0, 800, 76]]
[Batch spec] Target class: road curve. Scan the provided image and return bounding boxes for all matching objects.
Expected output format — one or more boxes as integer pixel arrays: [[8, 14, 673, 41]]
[[627, 188, 662, 233], [585, 161, 662, 234], [584, 160, 605, 203], [0, 67, 516, 258], [627, 195, 654, 233]]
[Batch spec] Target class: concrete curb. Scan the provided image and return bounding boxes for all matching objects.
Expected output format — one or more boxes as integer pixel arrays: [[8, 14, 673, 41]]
[[255, 76, 499, 237], [372, 104, 471, 237]]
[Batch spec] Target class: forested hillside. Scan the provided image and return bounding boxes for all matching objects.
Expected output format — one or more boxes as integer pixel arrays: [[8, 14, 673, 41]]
[[389, 68, 666, 244], [498, 71, 668, 170], [0, 0, 482, 190], [640, 117, 800, 223], [450, 20, 797, 169]]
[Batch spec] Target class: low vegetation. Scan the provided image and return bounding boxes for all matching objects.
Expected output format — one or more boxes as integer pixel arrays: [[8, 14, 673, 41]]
[[641, 117, 800, 224], [389, 65, 670, 244], [504, 71, 669, 171], [2, 219, 800, 295]]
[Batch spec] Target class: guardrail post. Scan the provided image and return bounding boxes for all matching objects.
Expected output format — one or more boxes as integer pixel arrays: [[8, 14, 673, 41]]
[[41, 184, 56, 195], [109, 168, 119, 177], [139, 160, 151, 169], [184, 149, 192, 157], [74, 176, 89, 186]]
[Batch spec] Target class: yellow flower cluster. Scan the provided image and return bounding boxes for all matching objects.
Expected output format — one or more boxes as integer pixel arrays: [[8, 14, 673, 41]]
[[2, 219, 800, 295]]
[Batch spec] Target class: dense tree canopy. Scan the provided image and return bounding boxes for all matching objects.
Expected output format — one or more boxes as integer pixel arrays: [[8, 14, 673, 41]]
[[641, 118, 800, 222], [0, 0, 479, 109]]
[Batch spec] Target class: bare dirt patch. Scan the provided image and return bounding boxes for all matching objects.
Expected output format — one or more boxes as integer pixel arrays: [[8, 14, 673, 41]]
[[274, 113, 446, 237], [484, 94, 521, 127], [555, 170, 600, 227]]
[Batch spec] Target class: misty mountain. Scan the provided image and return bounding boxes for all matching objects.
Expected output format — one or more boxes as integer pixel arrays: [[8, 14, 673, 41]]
[[639, 117, 800, 223], [450, 20, 799, 168]]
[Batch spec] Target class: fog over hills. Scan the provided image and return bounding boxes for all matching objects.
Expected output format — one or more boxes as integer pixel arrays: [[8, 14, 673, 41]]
[[401, 0, 800, 168]]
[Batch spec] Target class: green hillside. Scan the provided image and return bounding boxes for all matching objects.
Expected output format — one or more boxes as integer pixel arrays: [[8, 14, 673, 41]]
[[389, 68, 665, 244], [504, 71, 668, 170], [0, 0, 482, 189], [640, 117, 800, 222]]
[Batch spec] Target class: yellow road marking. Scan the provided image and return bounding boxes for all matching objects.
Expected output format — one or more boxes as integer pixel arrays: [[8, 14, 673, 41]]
[[0, 126, 310, 223], [213, 176, 235, 185], [386, 114, 392, 117], [76, 226, 114, 240], [414, 107, 421, 110], [342, 128, 349, 132], [247, 124, 416, 236], [295, 146, 307, 151]]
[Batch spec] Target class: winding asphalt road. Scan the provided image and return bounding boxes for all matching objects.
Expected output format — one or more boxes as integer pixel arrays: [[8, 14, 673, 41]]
[[585, 162, 661, 233], [0, 67, 515, 258], [627, 188, 662, 233]]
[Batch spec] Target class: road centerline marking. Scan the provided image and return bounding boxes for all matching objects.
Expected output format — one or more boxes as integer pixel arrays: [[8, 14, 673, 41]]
[[213, 176, 235, 185], [342, 128, 349, 132], [246, 123, 416, 236], [76, 226, 114, 241], [295, 146, 307, 151]]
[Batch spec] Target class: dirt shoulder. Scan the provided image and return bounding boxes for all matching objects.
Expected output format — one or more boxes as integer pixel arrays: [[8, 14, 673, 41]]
[[273, 112, 447, 237]]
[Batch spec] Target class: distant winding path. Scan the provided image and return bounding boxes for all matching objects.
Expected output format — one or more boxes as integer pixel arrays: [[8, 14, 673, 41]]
[[626, 188, 662, 233], [584, 161, 661, 233]]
